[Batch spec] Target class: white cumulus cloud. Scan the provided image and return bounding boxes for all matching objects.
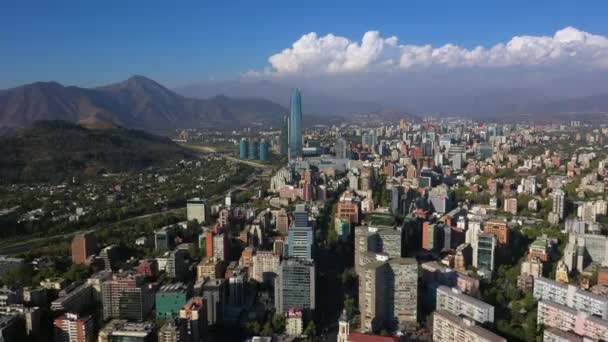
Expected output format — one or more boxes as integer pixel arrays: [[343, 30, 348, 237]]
[[259, 26, 608, 76]]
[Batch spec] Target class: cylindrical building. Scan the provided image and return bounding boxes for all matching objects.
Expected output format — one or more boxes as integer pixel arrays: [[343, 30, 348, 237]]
[[248, 140, 259, 160], [239, 138, 249, 159], [259, 139, 269, 161]]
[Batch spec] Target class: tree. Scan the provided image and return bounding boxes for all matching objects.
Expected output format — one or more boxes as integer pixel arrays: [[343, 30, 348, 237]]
[[343, 295, 356, 319], [524, 310, 538, 342], [1, 266, 34, 287], [261, 321, 273, 336], [303, 320, 316, 339], [328, 228, 338, 246], [245, 321, 261, 335], [271, 313, 286, 334]]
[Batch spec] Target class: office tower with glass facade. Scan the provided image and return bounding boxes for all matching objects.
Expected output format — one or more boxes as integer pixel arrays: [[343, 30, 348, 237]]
[[287, 204, 313, 261], [335, 137, 350, 159], [275, 258, 315, 314], [289, 89, 303, 159], [101, 273, 153, 322], [476, 233, 496, 278], [202, 279, 226, 326], [281, 115, 289, 155], [552, 189, 566, 221]]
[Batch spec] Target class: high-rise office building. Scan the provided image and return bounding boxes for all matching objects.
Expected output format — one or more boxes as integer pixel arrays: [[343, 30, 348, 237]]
[[287, 204, 314, 260], [475, 233, 496, 278], [202, 279, 226, 326], [289, 89, 303, 159], [101, 273, 153, 322], [228, 274, 245, 307], [362, 131, 373, 146], [552, 189, 566, 221], [155, 226, 175, 252], [335, 137, 350, 159], [280, 115, 289, 155], [276, 208, 289, 236], [391, 187, 402, 215], [54, 312, 95, 342], [275, 258, 315, 314], [71, 232, 98, 265], [166, 249, 189, 281], [205, 227, 230, 261], [252, 251, 280, 286]]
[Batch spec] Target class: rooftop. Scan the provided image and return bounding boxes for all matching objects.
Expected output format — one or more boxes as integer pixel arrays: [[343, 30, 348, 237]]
[[347, 332, 399, 342], [434, 310, 505, 342]]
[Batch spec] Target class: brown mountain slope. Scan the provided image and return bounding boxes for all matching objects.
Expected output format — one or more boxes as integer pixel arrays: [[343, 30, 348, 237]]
[[0, 76, 287, 132]]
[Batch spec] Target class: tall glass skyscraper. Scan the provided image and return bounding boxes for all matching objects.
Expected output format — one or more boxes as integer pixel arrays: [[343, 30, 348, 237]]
[[280, 115, 289, 155], [289, 88, 303, 159]]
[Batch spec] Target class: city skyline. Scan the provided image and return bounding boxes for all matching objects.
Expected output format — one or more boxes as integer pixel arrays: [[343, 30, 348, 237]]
[[2, 2, 608, 342]]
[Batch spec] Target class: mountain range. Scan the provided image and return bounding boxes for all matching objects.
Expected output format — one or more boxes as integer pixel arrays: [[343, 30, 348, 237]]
[[0, 76, 287, 133], [1, 75, 607, 131], [174, 79, 384, 117]]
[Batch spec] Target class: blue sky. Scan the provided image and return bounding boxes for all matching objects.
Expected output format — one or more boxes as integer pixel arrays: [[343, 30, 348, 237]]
[[1, 0, 607, 88]]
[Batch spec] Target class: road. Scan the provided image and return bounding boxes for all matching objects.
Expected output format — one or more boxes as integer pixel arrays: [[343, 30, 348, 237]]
[[183, 144, 272, 170], [0, 207, 186, 255]]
